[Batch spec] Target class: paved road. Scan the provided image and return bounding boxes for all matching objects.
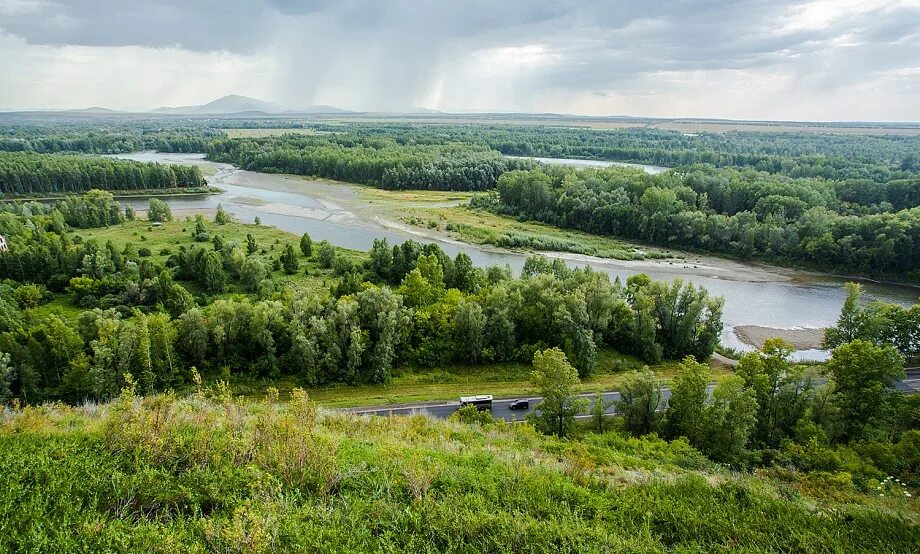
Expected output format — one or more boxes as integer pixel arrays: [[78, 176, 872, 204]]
[[344, 369, 920, 422]]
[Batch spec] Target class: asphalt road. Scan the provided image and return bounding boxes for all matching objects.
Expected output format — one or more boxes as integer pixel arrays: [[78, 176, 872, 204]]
[[344, 369, 920, 422]]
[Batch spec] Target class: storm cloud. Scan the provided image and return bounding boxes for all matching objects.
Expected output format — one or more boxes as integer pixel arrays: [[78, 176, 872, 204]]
[[1, 0, 919, 119]]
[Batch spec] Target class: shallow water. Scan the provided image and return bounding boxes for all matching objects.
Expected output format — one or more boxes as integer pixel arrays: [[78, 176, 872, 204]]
[[506, 155, 669, 174], [116, 152, 919, 360]]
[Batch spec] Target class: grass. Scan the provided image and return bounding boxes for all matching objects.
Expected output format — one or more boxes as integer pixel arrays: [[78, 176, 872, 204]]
[[397, 203, 675, 261], [1, 391, 916, 552], [64, 217, 364, 309], [219, 349, 733, 408]]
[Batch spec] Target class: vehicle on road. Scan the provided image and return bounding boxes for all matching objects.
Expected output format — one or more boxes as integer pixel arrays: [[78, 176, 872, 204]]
[[509, 399, 530, 410], [460, 395, 493, 411]]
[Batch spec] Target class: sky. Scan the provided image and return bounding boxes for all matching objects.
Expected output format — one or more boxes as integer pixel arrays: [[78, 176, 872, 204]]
[[1, 0, 919, 120]]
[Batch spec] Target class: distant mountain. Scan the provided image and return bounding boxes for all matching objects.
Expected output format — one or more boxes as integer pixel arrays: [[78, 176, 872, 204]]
[[153, 94, 285, 115], [63, 106, 123, 114], [151, 94, 351, 115], [289, 104, 352, 114]]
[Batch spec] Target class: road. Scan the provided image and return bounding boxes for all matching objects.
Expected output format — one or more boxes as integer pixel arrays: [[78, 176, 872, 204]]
[[343, 369, 920, 422]]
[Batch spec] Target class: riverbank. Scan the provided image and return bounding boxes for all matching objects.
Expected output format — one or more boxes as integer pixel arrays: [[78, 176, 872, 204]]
[[734, 325, 827, 350]]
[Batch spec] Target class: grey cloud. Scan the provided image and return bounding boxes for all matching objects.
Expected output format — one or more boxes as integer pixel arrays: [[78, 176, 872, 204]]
[[1, 0, 918, 116]]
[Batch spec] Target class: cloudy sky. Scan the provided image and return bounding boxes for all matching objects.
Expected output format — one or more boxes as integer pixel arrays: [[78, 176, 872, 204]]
[[1, 0, 919, 120]]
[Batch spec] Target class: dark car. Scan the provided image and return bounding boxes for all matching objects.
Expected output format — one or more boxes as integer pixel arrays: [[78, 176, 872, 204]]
[[509, 399, 530, 411]]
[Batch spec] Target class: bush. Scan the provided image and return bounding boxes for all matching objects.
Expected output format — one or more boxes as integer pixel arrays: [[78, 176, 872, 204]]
[[449, 404, 494, 425], [137, 247, 152, 257]]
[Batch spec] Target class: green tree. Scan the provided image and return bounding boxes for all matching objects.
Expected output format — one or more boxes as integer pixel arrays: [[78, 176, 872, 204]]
[[700, 376, 758, 463], [0, 352, 13, 404], [826, 340, 905, 442], [317, 241, 337, 269], [664, 356, 710, 444], [300, 232, 313, 257], [736, 338, 815, 447], [240, 257, 267, 293], [590, 393, 615, 433], [214, 203, 230, 225], [147, 198, 172, 222], [246, 233, 257, 255], [201, 250, 226, 293], [617, 369, 663, 437], [529, 348, 586, 437], [280, 244, 299, 274]]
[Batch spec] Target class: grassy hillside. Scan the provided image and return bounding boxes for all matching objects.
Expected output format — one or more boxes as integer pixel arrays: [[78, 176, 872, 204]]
[[1, 389, 916, 552]]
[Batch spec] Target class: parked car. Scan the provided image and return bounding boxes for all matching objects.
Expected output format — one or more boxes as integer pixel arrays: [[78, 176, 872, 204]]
[[509, 399, 530, 411]]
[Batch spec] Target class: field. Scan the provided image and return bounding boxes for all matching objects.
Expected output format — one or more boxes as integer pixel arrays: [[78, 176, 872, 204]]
[[1, 392, 916, 552], [393, 203, 674, 261], [311, 114, 920, 135], [224, 128, 327, 138]]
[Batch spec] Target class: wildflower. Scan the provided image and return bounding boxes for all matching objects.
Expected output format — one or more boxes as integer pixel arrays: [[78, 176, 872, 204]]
[[907, 493, 912, 498]]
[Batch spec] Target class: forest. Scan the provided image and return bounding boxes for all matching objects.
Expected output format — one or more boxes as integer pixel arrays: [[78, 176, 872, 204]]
[[206, 135, 538, 191], [477, 165, 920, 278], [0, 152, 205, 195], [0, 120, 221, 154], [0, 193, 723, 404]]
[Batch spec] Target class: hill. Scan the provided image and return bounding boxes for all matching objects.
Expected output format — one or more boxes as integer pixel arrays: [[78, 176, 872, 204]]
[[0, 390, 917, 552], [152, 94, 351, 115]]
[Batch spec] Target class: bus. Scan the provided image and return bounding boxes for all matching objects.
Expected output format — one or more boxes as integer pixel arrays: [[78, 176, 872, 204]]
[[459, 395, 493, 411]]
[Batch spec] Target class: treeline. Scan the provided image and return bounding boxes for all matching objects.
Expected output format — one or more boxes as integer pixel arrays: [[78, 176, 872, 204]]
[[477, 166, 920, 277], [0, 196, 723, 403], [0, 123, 221, 154], [0, 152, 205, 195], [206, 135, 536, 191]]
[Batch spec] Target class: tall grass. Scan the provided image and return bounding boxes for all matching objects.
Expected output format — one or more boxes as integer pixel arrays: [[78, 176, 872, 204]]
[[0, 388, 917, 552]]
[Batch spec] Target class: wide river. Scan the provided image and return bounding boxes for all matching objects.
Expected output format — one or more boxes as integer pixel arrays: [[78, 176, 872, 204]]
[[115, 153, 919, 360]]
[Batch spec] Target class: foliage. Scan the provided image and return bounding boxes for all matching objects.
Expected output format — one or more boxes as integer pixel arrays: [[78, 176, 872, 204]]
[[0, 151, 203, 195], [146, 198, 172, 222], [616, 369, 663, 437], [529, 348, 586, 437]]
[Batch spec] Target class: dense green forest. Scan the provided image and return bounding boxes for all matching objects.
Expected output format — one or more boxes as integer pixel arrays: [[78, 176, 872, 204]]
[[475, 165, 920, 278], [0, 121, 221, 153], [206, 135, 537, 191], [0, 152, 205, 195], [0, 193, 721, 404]]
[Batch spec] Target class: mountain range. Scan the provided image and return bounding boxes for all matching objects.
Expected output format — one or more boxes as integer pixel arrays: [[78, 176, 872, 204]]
[[150, 94, 350, 115]]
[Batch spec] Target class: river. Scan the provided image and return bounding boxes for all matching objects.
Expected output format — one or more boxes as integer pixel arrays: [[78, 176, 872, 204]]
[[115, 152, 919, 360]]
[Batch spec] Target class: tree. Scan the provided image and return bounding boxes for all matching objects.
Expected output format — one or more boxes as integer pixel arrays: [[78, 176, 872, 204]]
[[452, 301, 486, 363], [826, 340, 905, 442], [124, 205, 136, 221], [214, 203, 230, 225], [300, 232, 313, 257], [201, 250, 226, 293], [240, 257, 267, 293], [529, 348, 586, 437], [590, 393, 615, 433], [0, 352, 13, 404], [700, 376, 758, 463], [317, 241, 337, 269], [617, 369, 663, 437], [193, 217, 209, 242], [280, 244, 299, 274], [664, 356, 710, 444], [147, 198, 172, 222], [246, 233, 257, 255], [736, 338, 814, 447]]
